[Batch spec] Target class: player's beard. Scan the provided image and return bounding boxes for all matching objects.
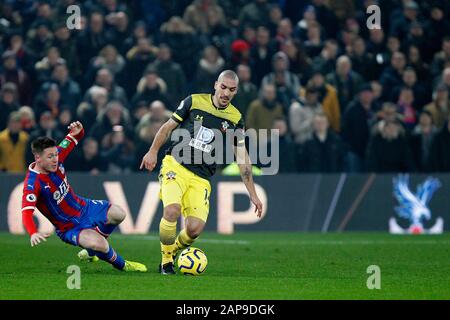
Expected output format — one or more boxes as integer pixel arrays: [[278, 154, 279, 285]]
[[219, 96, 229, 107]]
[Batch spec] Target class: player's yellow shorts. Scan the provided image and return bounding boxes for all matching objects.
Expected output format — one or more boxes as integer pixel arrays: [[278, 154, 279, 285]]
[[158, 155, 211, 222]]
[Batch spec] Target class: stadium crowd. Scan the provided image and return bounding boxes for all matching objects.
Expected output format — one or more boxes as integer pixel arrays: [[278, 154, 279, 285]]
[[0, 0, 449, 174]]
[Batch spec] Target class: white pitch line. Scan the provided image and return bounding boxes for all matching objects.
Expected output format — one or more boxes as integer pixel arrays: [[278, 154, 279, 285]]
[[197, 239, 250, 245], [113, 235, 450, 245], [282, 240, 450, 245], [115, 235, 249, 245]]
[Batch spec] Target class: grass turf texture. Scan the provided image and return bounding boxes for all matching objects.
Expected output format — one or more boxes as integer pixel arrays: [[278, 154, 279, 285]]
[[1, 232, 450, 299]]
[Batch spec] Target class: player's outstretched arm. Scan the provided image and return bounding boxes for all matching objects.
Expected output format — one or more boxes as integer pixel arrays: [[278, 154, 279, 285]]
[[67, 121, 84, 137], [30, 232, 50, 247], [22, 179, 49, 246], [58, 121, 85, 162], [22, 204, 50, 247], [22, 206, 50, 247], [140, 118, 179, 171], [234, 144, 263, 218]]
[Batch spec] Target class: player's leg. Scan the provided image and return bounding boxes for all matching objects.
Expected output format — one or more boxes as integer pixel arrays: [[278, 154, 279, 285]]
[[77, 201, 145, 271], [158, 157, 187, 274], [174, 177, 210, 254], [175, 216, 206, 252], [79, 202, 125, 261], [159, 203, 181, 274], [78, 229, 125, 269], [78, 229, 146, 272], [96, 204, 126, 237]]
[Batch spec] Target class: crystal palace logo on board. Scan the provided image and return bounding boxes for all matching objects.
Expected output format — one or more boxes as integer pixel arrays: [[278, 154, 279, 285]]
[[389, 174, 443, 234]]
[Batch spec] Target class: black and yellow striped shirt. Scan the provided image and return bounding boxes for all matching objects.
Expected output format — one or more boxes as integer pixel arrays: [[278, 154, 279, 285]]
[[167, 93, 245, 179]]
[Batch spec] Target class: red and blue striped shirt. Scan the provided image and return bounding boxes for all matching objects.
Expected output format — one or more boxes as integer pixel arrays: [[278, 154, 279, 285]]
[[21, 130, 86, 235]]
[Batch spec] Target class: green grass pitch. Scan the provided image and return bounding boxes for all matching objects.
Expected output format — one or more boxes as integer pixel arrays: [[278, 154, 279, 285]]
[[1, 232, 450, 299]]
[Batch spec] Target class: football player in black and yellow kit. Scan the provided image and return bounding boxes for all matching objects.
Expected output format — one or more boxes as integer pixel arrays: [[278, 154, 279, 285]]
[[140, 70, 263, 274]]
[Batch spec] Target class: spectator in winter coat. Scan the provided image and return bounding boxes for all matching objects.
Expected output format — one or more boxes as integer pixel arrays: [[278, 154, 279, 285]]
[[409, 111, 438, 172], [289, 85, 323, 145], [424, 83, 449, 130], [148, 44, 187, 107], [194, 46, 225, 92], [379, 51, 407, 101], [0, 82, 20, 131], [428, 113, 450, 172], [261, 51, 300, 111], [325, 55, 364, 114], [341, 83, 375, 172], [0, 112, 29, 173], [0, 50, 33, 105], [233, 64, 258, 116], [246, 83, 284, 133], [298, 112, 346, 173], [303, 71, 341, 132], [366, 119, 414, 173]]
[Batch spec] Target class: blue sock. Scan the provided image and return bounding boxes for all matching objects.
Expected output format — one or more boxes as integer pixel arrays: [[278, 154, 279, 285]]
[[87, 249, 97, 257], [95, 246, 126, 270], [96, 223, 118, 238]]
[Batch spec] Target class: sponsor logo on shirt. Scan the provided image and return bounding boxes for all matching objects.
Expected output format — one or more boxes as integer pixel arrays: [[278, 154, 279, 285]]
[[189, 126, 214, 153], [53, 179, 69, 204], [59, 139, 70, 149]]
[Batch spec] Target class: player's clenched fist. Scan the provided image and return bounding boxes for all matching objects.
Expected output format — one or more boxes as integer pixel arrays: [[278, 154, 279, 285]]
[[140, 150, 157, 171], [30, 232, 50, 247], [67, 121, 83, 136]]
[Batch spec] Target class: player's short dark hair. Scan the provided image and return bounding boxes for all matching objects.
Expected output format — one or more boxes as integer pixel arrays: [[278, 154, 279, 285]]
[[31, 137, 57, 155]]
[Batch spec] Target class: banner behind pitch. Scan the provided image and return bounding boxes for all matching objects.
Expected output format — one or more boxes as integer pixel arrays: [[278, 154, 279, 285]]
[[1, 173, 449, 233]]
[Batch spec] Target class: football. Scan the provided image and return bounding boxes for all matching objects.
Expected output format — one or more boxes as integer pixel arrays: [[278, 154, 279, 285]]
[[177, 247, 208, 276]]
